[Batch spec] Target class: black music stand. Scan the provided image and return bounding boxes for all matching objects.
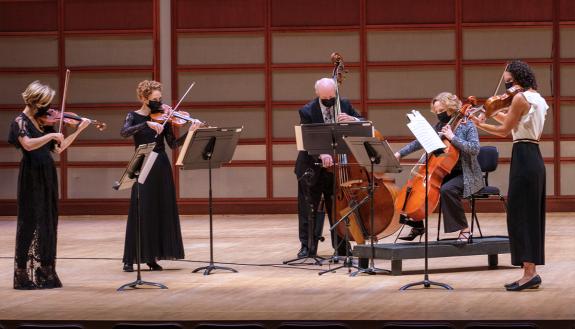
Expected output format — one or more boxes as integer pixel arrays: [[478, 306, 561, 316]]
[[343, 136, 402, 276], [176, 126, 243, 275], [113, 143, 168, 291], [399, 110, 452, 291], [296, 121, 373, 275]]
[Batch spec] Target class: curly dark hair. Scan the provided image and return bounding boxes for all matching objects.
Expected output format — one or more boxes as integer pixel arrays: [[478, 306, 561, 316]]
[[506, 60, 537, 90]]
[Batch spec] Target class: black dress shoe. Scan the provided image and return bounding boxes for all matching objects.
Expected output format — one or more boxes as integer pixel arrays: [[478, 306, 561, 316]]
[[297, 246, 309, 258], [146, 261, 163, 271], [506, 275, 541, 291], [504, 281, 518, 289], [398, 227, 425, 241], [123, 263, 134, 272]]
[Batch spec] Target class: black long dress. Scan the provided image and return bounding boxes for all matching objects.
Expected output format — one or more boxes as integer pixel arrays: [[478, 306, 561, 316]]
[[120, 111, 186, 264], [9, 114, 62, 289]]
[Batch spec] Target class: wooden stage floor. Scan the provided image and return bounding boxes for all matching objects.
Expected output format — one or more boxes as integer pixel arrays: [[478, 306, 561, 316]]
[[0, 213, 574, 324]]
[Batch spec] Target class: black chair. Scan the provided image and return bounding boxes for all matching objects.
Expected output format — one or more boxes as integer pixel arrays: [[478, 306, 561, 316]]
[[17, 325, 84, 329], [464, 322, 538, 328], [277, 322, 350, 329], [382, 322, 456, 329], [437, 146, 507, 242], [113, 323, 184, 329], [194, 323, 266, 329]]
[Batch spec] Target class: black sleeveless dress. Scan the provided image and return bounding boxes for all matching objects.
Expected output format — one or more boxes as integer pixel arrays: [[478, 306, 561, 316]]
[[8, 114, 62, 289], [120, 111, 186, 264]]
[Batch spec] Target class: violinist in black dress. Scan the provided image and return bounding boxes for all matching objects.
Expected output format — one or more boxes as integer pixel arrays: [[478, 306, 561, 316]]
[[9, 81, 90, 289], [120, 80, 201, 272]]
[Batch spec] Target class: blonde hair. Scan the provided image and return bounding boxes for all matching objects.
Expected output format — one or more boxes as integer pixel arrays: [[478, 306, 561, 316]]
[[21, 80, 55, 108], [431, 92, 461, 114], [136, 80, 162, 100]]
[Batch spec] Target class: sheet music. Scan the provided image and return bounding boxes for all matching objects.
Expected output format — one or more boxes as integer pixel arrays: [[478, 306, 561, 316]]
[[139, 151, 158, 184], [176, 128, 196, 166], [406, 110, 446, 154], [294, 125, 304, 151]]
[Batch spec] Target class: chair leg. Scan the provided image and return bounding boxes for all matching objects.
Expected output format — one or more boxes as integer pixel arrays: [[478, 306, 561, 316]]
[[470, 197, 483, 239], [500, 194, 508, 212]]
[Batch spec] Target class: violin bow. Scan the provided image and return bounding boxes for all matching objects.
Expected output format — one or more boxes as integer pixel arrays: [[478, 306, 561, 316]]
[[158, 81, 196, 130], [492, 63, 509, 97], [58, 69, 71, 134]]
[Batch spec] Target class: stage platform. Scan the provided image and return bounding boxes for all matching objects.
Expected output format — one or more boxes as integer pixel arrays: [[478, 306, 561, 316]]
[[0, 213, 574, 328], [353, 236, 511, 275]]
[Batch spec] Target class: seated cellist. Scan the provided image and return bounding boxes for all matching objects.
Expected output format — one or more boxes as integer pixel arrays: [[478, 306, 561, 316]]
[[394, 92, 484, 242]]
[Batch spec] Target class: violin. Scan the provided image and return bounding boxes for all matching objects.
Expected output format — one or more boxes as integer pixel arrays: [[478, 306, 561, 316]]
[[467, 64, 525, 119], [150, 104, 205, 127], [37, 108, 107, 131]]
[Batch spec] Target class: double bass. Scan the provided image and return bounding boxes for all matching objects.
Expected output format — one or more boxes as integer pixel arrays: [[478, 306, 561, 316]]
[[330, 53, 402, 244]]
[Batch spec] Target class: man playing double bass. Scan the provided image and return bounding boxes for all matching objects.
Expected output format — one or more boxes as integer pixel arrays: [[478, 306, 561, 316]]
[[294, 78, 362, 258]]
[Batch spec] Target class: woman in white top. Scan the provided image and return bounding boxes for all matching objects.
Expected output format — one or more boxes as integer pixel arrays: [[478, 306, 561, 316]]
[[472, 60, 547, 291]]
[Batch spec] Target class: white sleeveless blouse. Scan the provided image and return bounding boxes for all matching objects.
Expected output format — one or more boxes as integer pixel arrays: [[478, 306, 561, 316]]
[[512, 90, 548, 142]]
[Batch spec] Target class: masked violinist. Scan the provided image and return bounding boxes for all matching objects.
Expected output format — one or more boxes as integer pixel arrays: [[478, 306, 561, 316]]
[[9, 81, 90, 289], [470, 60, 547, 291], [120, 80, 201, 272]]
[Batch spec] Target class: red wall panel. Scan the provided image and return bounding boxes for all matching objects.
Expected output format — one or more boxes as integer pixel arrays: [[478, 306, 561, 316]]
[[64, 0, 153, 31], [0, 0, 58, 32], [559, 0, 575, 21], [366, 0, 455, 25], [462, 0, 553, 23], [271, 0, 359, 27], [176, 0, 265, 29]]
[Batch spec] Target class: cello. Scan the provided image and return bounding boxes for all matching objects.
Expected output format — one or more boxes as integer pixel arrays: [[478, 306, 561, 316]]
[[330, 53, 402, 244], [394, 97, 476, 222]]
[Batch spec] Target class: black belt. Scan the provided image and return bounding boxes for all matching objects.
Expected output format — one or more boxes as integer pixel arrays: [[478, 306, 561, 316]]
[[513, 138, 539, 144]]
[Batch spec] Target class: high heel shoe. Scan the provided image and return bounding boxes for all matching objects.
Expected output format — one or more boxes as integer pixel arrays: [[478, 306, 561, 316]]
[[456, 231, 473, 244], [398, 227, 425, 241], [146, 261, 163, 271], [123, 263, 134, 272], [506, 275, 541, 291]]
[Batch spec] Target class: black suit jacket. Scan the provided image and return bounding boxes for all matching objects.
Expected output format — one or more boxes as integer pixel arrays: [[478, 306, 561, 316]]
[[294, 98, 362, 178]]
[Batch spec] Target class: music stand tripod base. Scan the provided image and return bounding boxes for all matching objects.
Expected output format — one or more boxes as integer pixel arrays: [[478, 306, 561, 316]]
[[118, 279, 168, 291], [192, 263, 238, 276]]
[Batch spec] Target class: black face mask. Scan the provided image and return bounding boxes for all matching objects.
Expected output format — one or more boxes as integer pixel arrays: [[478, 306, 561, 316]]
[[437, 111, 451, 124], [34, 104, 51, 118], [147, 100, 163, 113], [505, 80, 514, 90], [321, 97, 336, 108]]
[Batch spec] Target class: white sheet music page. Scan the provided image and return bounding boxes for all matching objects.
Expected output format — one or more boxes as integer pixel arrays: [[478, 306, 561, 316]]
[[406, 110, 446, 154]]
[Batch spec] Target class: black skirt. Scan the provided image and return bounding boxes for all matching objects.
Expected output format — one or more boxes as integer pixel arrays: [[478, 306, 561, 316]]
[[507, 142, 546, 266]]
